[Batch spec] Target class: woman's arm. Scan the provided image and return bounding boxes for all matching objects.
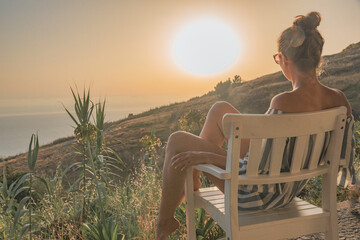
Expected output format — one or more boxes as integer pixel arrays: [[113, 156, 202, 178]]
[[171, 151, 226, 172]]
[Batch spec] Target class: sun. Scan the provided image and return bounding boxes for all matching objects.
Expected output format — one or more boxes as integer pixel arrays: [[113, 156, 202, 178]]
[[172, 18, 240, 76]]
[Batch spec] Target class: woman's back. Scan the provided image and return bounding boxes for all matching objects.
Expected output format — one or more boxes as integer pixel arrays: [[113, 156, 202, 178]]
[[238, 95, 354, 211], [270, 81, 351, 117], [272, 11, 352, 117]]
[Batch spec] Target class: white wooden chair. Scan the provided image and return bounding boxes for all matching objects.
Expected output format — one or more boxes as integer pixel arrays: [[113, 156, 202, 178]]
[[185, 107, 347, 240]]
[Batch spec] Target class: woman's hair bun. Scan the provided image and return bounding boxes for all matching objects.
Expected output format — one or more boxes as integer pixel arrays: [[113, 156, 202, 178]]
[[278, 11, 324, 71], [293, 11, 321, 31]]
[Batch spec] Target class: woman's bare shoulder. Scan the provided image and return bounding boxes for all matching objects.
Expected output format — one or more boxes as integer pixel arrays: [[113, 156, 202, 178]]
[[327, 87, 352, 117], [269, 91, 293, 111], [270, 87, 352, 117]]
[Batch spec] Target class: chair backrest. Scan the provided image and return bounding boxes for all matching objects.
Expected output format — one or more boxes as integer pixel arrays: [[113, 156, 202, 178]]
[[221, 106, 347, 232]]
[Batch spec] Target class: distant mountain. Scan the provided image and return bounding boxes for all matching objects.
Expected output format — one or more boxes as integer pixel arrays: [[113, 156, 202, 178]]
[[1, 42, 359, 179]]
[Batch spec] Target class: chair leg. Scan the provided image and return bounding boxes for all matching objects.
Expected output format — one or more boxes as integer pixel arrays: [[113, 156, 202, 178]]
[[185, 168, 196, 240], [325, 215, 339, 240], [322, 173, 339, 240], [225, 229, 232, 240], [324, 203, 339, 240]]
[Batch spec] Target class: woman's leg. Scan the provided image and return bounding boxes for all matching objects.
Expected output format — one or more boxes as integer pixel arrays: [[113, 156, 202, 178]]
[[199, 101, 239, 146], [157, 131, 227, 240], [198, 101, 246, 189], [157, 101, 242, 239]]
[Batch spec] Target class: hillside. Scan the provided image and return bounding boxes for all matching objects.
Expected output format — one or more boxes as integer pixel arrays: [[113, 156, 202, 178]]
[[1, 42, 359, 179]]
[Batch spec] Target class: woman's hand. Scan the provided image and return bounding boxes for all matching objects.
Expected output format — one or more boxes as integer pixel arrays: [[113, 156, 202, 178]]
[[171, 151, 210, 172], [171, 151, 228, 172]]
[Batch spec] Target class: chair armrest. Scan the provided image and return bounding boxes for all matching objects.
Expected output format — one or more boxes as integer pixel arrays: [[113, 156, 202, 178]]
[[193, 164, 231, 179]]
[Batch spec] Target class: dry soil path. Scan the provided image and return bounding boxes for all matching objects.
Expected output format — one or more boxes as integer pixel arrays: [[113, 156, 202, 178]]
[[288, 200, 360, 240]]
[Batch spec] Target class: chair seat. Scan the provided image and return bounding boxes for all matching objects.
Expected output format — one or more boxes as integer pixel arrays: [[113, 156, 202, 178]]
[[194, 187, 330, 239]]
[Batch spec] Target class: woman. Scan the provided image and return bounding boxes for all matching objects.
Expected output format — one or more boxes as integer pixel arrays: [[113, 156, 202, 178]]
[[157, 12, 353, 239]]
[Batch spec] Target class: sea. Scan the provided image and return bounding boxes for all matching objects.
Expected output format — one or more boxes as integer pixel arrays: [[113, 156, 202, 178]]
[[0, 95, 192, 158]]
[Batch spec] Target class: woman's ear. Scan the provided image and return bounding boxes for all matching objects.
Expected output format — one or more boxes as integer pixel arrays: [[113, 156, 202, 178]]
[[281, 53, 289, 64]]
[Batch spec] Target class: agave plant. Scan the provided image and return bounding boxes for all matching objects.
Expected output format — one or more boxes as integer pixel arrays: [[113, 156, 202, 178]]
[[173, 204, 224, 240], [82, 218, 124, 240], [64, 87, 96, 223], [65, 87, 96, 143], [93, 100, 123, 185], [63, 87, 124, 238], [195, 208, 225, 240]]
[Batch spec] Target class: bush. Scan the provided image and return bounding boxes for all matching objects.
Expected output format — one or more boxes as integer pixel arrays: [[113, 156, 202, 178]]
[[178, 109, 206, 135], [214, 79, 231, 99]]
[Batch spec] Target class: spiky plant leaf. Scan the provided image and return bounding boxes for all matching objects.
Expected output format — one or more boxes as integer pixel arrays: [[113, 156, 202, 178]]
[[82, 223, 100, 239], [203, 217, 215, 237], [27, 134, 39, 172], [196, 208, 205, 230], [13, 186, 29, 199], [19, 224, 30, 240], [10, 173, 30, 196], [34, 176, 50, 195], [12, 196, 30, 234], [1, 168, 8, 199], [63, 106, 79, 126]]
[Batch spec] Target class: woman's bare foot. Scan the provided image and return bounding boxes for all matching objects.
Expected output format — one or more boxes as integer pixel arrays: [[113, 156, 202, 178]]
[[156, 216, 180, 240]]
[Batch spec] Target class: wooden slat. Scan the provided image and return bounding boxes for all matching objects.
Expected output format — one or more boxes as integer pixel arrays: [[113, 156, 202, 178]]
[[222, 107, 347, 139], [185, 167, 196, 240], [236, 200, 311, 216], [195, 188, 328, 234], [246, 139, 263, 177], [225, 127, 241, 235], [198, 187, 222, 196], [238, 198, 327, 227], [240, 207, 327, 228], [197, 188, 224, 206], [194, 164, 231, 179], [238, 165, 328, 184], [200, 194, 223, 201], [239, 200, 319, 219], [290, 136, 308, 173], [269, 138, 287, 176], [208, 199, 224, 204], [198, 186, 219, 192], [308, 132, 325, 170], [342, 119, 354, 164], [237, 217, 327, 240], [194, 188, 226, 226]]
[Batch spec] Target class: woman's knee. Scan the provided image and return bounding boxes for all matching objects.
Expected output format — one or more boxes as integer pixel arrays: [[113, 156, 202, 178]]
[[166, 131, 189, 153], [209, 101, 239, 117]]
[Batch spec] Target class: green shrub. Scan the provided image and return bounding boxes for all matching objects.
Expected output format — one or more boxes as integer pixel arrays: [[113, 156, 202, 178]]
[[178, 109, 206, 135], [214, 79, 231, 99]]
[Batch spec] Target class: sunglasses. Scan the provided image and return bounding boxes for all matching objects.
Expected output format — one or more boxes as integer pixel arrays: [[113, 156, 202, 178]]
[[273, 53, 281, 64]]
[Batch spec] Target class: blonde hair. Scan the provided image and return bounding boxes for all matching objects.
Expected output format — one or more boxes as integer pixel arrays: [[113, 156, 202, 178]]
[[278, 12, 324, 72]]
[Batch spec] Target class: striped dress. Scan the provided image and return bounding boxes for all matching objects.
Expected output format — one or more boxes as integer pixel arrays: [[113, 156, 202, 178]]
[[237, 108, 357, 211]]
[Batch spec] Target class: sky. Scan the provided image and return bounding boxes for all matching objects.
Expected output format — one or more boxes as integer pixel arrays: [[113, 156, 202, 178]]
[[0, 0, 359, 102]]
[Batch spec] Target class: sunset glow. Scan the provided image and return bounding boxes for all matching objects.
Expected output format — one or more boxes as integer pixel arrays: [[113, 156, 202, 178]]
[[0, 0, 359, 157], [0, 0, 359, 99], [172, 19, 240, 76]]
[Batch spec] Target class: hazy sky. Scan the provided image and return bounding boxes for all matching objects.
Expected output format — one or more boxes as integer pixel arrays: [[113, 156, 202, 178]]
[[1, 0, 359, 100]]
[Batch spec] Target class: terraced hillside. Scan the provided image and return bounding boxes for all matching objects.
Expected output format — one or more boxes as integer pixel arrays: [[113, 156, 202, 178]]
[[1, 42, 359, 179]]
